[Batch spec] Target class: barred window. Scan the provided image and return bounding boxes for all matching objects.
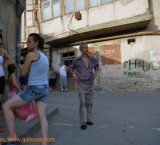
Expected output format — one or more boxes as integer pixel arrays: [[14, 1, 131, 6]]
[[61, 52, 75, 66]]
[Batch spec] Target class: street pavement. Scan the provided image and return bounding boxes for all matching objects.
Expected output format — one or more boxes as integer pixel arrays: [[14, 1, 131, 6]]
[[33, 91, 160, 145], [1, 90, 160, 145]]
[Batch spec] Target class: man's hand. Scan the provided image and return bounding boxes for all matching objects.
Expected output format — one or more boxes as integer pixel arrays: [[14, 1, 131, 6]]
[[93, 75, 96, 80], [93, 70, 98, 80], [17, 88, 20, 93], [74, 75, 78, 81]]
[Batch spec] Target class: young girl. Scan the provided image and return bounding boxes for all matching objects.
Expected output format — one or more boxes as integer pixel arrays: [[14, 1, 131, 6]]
[[5, 63, 20, 101]]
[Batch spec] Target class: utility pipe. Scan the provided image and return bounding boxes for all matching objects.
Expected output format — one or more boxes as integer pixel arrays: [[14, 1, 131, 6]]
[[69, 30, 160, 46], [34, 0, 40, 33], [15, 0, 25, 83]]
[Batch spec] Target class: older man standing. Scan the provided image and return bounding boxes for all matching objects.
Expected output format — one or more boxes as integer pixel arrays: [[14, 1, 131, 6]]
[[69, 43, 99, 130]]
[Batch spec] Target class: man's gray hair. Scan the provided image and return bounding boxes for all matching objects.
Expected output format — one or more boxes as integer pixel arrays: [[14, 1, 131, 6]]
[[79, 43, 87, 50]]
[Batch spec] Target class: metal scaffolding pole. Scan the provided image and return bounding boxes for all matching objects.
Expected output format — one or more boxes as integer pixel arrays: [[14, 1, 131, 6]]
[[15, 0, 25, 82]]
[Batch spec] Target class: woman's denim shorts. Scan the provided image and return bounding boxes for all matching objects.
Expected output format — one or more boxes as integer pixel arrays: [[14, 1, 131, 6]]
[[19, 84, 49, 104]]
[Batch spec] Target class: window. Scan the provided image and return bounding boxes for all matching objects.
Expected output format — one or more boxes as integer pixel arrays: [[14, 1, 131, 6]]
[[61, 52, 75, 66], [65, 0, 85, 13], [90, 0, 112, 7], [75, 0, 84, 11], [26, 0, 34, 10], [26, 0, 34, 26], [52, 0, 60, 17], [42, 0, 60, 21], [26, 11, 34, 26], [102, 0, 112, 4], [43, 1, 52, 21]]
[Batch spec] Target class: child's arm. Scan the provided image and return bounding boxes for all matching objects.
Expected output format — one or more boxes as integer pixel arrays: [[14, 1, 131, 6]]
[[11, 75, 20, 93]]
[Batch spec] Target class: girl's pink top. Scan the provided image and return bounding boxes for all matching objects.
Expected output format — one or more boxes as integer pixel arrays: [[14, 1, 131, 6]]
[[8, 77, 17, 92]]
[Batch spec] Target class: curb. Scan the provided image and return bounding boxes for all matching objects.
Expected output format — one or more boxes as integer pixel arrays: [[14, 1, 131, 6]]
[[19, 107, 59, 145]]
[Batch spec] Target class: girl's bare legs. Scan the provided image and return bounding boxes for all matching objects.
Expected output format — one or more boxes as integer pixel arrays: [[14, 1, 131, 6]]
[[2, 95, 26, 139], [36, 101, 48, 145], [22, 85, 26, 91]]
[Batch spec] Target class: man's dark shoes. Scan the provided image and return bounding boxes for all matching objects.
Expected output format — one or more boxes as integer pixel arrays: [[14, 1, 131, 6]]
[[60, 89, 64, 92], [87, 120, 94, 125], [81, 122, 87, 129]]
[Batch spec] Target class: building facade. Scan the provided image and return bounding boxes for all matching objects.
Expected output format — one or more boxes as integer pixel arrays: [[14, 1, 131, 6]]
[[22, 0, 160, 92], [0, 0, 17, 62]]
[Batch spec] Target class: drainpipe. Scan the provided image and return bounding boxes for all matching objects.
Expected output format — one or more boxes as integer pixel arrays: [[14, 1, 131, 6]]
[[15, 0, 25, 82], [34, 0, 40, 33]]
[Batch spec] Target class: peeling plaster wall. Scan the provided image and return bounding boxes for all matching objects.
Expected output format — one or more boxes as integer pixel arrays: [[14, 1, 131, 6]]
[[88, 0, 148, 26], [147, 0, 160, 30], [98, 35, 160, 93], [47, 0, 160, 92], [25, 27, 39, 38], [40, 0, 149, 36], [0, 0, 17, 62], [50, 35, 160, 92]]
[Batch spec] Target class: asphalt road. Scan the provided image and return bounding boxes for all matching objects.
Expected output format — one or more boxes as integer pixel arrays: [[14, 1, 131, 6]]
[[31, 91, 160, 145]]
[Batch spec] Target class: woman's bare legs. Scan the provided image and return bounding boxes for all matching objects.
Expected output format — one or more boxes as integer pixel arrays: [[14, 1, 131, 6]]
[[0, 94, 5, 132], [2, 95, 26, 139], [36, 101, 48, 145]]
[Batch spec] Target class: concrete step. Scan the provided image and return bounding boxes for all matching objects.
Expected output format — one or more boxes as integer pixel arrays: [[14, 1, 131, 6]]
[[0, 106, 59, 145]]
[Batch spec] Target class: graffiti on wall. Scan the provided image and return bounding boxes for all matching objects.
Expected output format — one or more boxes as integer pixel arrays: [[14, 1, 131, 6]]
[[123, 71, 140, 76], [100, 44, 121, 65], [123, 60, 159, 72]]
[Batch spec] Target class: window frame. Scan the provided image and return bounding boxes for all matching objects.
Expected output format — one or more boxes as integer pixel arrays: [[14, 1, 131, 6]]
[[89, 0, 112, 7], [25, 10, 34, 27], [51, 0, 61, 18], [42, 0, 61, 22], [61, 51, 75, 67], [42, 0, 52, 21], [64, 0, 85, 14], [25, 0, 34, 27]]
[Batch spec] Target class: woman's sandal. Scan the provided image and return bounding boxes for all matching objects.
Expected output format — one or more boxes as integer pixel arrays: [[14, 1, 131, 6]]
[[1, 139, 19, 145], [0, 127, 5, 132]]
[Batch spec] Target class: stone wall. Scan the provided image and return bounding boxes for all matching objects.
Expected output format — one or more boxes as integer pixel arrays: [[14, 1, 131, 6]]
[[0, 0, 17, 62]]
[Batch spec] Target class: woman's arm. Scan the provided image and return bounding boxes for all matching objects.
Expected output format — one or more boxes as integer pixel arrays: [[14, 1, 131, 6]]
[[2, 49, 11, 69], [21, 52, 35, 76]]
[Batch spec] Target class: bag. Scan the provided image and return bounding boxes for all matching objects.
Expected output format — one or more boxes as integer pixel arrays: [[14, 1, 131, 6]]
[[13, 102, 37, 121]]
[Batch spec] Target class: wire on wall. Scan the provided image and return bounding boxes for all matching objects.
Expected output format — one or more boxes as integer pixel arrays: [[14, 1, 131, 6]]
[[5, 2, 13, 53], [67, 13, 85, 38]]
